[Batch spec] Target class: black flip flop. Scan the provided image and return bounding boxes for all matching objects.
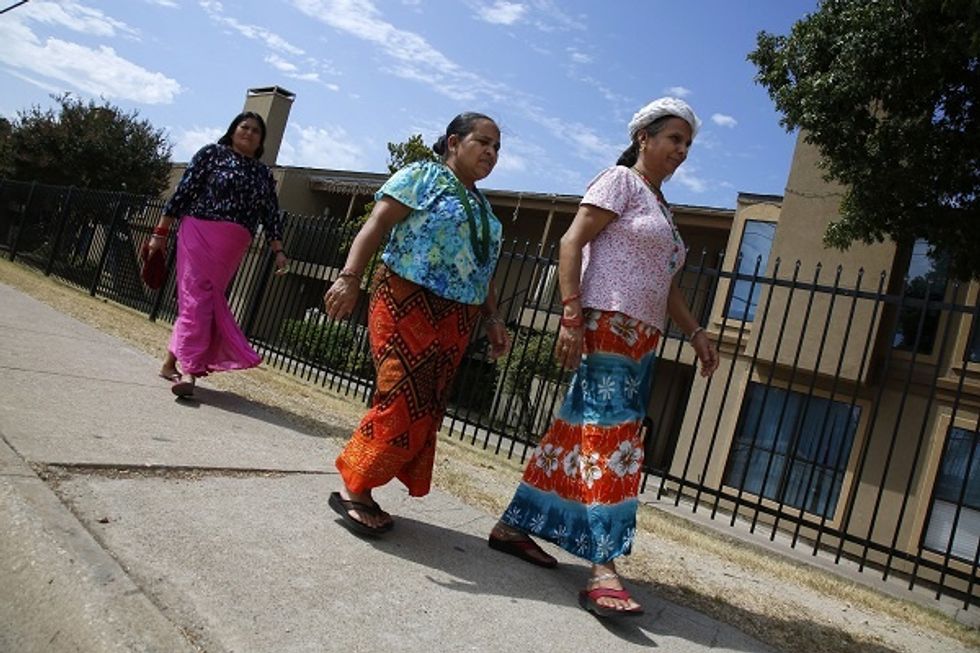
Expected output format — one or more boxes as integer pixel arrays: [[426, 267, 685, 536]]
[[488, 534, 558, 568], [170, 376, 195, 397], [328, 491, 393, 536]]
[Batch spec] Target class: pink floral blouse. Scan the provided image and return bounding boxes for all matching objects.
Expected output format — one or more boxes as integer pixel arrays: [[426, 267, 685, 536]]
[[578, 165, 685, 333]]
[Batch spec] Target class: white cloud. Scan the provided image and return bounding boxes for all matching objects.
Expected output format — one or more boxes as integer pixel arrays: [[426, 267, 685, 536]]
[[476, 1, 527, 25], [568, 48, 591, 64], [143, 0, 178, 6], [665, 86, 691, 98], [711, 113, 737, 128], [200, 1, 304, 56], [25, 1, 139, 39], [278, 123, 366, 170], [4, 69, 66, 95], [671, 165, 708, 194], [0, 18, 182, 104], [265, 54, 298, 73], [526, 0, 585, 32], [290, 0, 508, 102], [173, 126, 224, 160], [520, 103, 618, 163], [289, 0, 608, 167]]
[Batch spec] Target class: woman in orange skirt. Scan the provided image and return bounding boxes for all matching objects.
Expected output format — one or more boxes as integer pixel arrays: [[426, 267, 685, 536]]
[[323, 113, 509, 535]]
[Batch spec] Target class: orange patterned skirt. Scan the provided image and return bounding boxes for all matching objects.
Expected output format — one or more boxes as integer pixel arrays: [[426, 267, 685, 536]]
[[335, 267, 480, 496], [499, 310, 660, 563]]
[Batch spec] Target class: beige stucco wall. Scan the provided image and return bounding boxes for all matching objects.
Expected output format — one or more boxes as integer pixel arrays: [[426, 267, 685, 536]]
[[750, 135, 898, 382]]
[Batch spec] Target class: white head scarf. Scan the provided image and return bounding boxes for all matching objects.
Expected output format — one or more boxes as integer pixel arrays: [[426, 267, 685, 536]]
[[627, 97, 701, 140]]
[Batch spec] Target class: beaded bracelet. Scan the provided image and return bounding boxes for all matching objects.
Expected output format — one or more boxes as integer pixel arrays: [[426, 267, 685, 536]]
[[152, 226, 169, 238], [561, 292, 582, 306], [560, 314, 583, 328], [484, 314, 504, 327], [338, 268, 361, 279]]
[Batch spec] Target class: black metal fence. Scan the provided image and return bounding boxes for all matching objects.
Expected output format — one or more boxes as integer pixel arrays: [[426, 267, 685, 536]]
[[2, 178, 977, 610]]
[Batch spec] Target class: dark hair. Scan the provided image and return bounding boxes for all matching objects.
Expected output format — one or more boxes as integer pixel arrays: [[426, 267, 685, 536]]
[[218, 111, 267, 159], [615, 115, 673, 167], [432, 112, 496, 159]]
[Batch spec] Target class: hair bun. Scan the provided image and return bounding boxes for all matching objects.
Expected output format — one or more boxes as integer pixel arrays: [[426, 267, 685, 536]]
[[432, 135, 447, 156]]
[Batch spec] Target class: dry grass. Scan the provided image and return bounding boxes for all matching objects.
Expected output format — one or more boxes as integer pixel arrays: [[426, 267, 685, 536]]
[[3, 258, 978, 653]]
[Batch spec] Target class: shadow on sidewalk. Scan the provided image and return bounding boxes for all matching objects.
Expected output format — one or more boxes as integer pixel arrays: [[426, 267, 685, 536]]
[[171, 386, 353, 442], [331, 514, 902, 653]]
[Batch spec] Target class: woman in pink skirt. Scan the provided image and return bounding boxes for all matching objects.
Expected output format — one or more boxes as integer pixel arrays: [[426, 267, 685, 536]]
[[488, 97, 719, 618], [147, 111, 288, 396]]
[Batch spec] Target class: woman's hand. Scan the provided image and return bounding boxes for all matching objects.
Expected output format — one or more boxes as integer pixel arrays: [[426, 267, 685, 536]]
[[486, 321, 510, 360], [147, 235, 167, 257], [554, 325, 585, 370], [691, 331, 719, 377], [323, 276, 360, 320], [274, 251, 289, 276]]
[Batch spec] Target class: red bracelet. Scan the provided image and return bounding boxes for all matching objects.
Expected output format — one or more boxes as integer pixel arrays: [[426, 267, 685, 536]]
[[152, 226, 169, 237], [561, 293, 581, 306], [560, 314, 583, 328]]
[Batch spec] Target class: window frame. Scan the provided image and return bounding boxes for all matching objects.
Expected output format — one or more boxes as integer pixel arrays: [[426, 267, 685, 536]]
[[724, 219, 778, 323], [721, 379, 865, 523], [921, 422, 980, 563]]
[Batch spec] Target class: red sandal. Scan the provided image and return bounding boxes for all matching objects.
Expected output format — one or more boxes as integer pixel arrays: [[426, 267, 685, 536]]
[[488, 534, 558, 568], [578, 574, 644, 618]]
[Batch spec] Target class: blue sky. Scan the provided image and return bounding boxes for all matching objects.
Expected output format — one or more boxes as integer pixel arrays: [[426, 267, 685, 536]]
[[0, 0, 818, 208]]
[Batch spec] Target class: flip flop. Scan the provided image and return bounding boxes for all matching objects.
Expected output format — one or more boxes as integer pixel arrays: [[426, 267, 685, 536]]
[[170, 375, 195, 397], [578, 586, 645, 618], [328, 492, 393, 536], [488, 534, 558, 568]]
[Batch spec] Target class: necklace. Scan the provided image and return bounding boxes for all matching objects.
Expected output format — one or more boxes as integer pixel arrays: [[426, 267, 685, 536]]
[[631, 166, 668, 206], [446, 169, 492, 266], [631, 166, 683, 271]]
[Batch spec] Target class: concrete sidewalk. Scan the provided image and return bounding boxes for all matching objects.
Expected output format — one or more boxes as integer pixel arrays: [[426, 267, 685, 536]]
[[0, 280, 781, 652]]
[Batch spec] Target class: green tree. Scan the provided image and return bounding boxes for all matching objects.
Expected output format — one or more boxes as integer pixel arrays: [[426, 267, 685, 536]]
[[0, 117, 13, 179], [749, 0, 980, 279], [9, 93, 172, 196], [342, 133, 438, 264], [385, 133, 438, 173]]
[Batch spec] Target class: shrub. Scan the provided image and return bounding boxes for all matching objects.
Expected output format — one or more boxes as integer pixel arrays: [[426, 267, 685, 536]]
[[277, 316, 374, 379]]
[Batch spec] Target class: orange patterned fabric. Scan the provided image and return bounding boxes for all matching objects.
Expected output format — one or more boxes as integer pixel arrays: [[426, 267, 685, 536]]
[[335, 267, 479, 496], [499, 310, 661, 563]]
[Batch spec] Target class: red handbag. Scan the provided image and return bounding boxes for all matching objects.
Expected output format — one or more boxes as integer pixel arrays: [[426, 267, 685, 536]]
[[139, 241, 167, 290]]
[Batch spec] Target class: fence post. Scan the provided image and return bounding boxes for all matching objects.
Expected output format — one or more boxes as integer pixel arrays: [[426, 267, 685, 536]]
[[8, 180, 36, 262], [88, 193, 125, 297], [148, 239, 178, 322], [241, 245, 276, 338], [44, 185, 74, 276]]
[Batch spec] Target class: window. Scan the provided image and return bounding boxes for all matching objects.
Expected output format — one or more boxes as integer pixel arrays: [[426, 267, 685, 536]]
[[893, 240, 948, 354], [924, 426, 980, 561], [727, 220, 776, 321], [724, 383, 861, 519]]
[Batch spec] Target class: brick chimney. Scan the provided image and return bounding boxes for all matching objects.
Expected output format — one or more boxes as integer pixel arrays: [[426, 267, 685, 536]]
[[243, 86, 295, 166]]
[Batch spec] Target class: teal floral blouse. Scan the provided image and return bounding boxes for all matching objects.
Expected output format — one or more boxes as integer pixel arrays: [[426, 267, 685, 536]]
[[378, 161, 502, 305]]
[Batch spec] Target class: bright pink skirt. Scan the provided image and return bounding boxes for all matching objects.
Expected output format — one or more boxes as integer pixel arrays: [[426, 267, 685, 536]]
[[169, 216, 261, 376]]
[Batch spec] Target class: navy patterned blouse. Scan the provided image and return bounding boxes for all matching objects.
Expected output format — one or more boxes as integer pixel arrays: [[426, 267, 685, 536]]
[[163, 144, 283, 241]]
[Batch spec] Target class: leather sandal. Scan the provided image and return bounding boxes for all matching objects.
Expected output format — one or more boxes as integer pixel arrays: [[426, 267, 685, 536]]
[[579, 573, 644, 618], [488, 534, 557, 568]]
